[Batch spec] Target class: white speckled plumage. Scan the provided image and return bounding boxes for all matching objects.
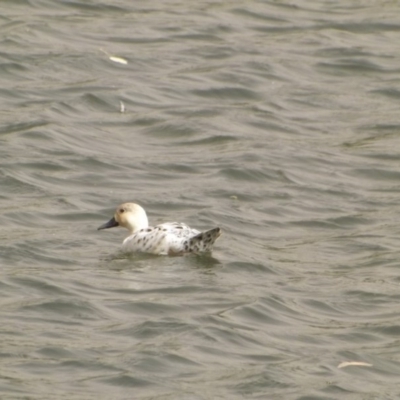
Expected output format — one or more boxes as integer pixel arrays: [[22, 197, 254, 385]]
[[98, 202, 221, 255]]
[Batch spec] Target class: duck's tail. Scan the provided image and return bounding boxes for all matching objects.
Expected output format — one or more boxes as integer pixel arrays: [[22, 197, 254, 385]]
[[188, 227, 221, 253]]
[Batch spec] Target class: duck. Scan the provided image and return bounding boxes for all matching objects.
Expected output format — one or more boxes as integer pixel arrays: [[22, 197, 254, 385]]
[[98, 202, 221, 255]]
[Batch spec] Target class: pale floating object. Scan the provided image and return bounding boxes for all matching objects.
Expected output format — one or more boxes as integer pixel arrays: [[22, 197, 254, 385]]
[[230, 195, 238, 200], [99, 48, 128, 65], [109, 56, 128, 65], [337, 361, 373, 369], [120, 101, 125, 113], [97, 202, 222, 255]]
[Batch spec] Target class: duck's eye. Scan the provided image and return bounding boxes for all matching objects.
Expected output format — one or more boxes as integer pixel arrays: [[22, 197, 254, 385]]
[[119, 209, 125, 213]]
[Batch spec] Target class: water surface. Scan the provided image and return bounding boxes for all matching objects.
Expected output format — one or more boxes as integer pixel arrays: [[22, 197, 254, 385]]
[[1, 1, 400, 399]]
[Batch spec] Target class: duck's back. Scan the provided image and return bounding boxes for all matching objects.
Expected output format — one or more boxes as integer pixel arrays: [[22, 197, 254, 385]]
[[122, 222, 220, 255], [121, 222, 199, 255]]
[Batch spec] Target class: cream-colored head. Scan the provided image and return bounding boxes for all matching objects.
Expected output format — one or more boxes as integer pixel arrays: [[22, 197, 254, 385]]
[[98, 202, 149, 234]]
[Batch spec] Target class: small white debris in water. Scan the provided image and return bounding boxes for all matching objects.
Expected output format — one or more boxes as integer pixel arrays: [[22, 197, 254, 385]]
[[100, 48, 128, 65], [337, 361, 373, 369], [120, 101, 125, 113], [109, 56, 128, 65]]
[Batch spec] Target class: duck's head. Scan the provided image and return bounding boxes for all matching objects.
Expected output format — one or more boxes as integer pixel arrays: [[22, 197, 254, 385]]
[[97, 202, 149, 234]]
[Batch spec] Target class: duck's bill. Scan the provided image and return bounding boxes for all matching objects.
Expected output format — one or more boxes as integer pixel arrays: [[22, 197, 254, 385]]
[[98, 217, 119, 230]]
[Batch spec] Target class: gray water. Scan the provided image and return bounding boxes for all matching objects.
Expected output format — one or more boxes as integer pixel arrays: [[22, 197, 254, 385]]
[[1, 1, 400, 399]]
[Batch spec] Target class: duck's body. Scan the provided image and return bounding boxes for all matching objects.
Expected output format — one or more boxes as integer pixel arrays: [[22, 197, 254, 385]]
[[98, 203, 221, 255]]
